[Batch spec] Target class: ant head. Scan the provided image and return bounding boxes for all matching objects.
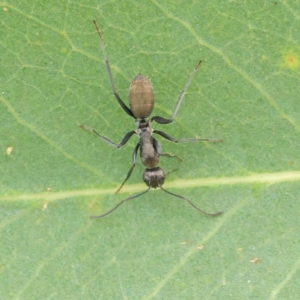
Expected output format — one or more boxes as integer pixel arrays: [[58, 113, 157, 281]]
[[143, 167, 165, 188]]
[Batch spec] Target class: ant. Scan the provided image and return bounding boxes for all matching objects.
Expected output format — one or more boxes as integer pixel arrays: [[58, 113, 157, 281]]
[[81, 21, 221, 191], [90, 167, 222, 218], [81, 20, 222, 218]]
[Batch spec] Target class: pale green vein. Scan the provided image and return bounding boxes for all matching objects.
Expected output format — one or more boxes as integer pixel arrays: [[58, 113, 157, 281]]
[[2, 171, 300, 202], [1, 2, 66, 39], [0, 96, 105, 177], [145, 199, 246, 299], [82, 212, 157, 294], [15, 222, 92, 299], [281, 1, 300, 20], [151, 0, 300, 132], [270, 256, 300, 300], [0, 2, 103, 65]]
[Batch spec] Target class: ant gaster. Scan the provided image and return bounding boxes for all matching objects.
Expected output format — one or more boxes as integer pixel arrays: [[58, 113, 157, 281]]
[[82, 21, 222, 218]]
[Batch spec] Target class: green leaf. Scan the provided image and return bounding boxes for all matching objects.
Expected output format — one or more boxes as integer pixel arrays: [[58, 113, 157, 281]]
[[1, 1, 300, 299]]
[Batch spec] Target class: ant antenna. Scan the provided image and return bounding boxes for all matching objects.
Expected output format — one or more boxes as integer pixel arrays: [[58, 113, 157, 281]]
[[90, 188, 150, 218], [160, 186, 222, 217]]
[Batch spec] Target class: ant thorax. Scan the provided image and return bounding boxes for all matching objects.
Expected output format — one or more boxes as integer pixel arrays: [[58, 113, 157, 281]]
[[138, 127, 160, 168]]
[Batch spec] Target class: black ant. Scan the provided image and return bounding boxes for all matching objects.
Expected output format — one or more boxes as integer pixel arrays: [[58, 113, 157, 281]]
[[81, 21, 222, 218]]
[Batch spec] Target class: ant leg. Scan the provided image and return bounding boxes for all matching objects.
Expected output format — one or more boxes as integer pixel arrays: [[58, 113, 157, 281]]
[[160, 186, 222, 217], [93, 20, 134, 118], [160, 153, 183, 161], [153, 130, 222, 143], [153, 137, 183, 161], [151, 60, 202, 124], [90, 187, 150, 218], [165, 168, 179, 177], [115, 143, 140, 193], [80, 125, 135, 148]]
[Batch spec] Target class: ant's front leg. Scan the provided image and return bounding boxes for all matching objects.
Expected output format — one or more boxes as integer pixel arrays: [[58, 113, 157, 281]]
[[115, 143, 140, 193], [153, 137, 183, 161]]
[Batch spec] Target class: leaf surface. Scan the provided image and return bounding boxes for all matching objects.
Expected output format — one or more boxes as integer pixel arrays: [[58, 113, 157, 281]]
[[1, 1, 300, 299]]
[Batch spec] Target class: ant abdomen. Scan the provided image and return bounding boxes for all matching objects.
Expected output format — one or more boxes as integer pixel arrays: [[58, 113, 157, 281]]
[[129, 74, 154, 119]]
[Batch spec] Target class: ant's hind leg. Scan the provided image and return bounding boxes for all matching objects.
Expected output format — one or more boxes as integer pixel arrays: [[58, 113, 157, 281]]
[[151, 60, 202, 124], [93, 20, 134, 118]]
